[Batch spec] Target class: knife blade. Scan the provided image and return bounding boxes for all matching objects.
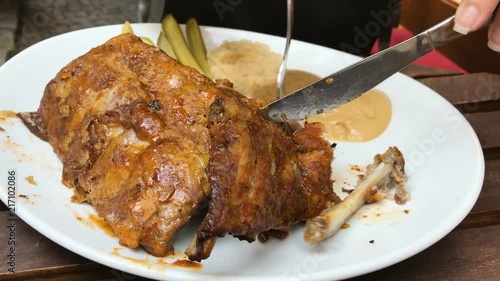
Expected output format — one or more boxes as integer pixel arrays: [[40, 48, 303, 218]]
[[260, 15, 494, 122]]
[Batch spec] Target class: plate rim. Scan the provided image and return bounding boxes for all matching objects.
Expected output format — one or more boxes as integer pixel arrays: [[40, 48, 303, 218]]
[[0, 23, 486, 281]]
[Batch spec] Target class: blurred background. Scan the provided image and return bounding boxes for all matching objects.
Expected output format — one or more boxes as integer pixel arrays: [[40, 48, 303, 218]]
[[0, 0, 137, 66], [0, 0, 498, 73]]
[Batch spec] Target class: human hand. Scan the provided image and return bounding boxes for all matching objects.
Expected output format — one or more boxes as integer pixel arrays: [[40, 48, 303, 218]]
[[453, 0, 499, 52]]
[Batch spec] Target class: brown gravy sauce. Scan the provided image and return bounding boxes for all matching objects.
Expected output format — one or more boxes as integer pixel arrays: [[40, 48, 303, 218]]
[[0, 110, 17, 120], [256, 70, 320, 101], [309, 89, 392, 142], [259, 70, 392, 142], [111, 247, 202, 269], [88, 213, 117, 238], [171, 259, 203, 269]]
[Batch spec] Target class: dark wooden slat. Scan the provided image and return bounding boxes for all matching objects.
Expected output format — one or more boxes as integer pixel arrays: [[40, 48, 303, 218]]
[[0, 264, 113, 281], [401, 64, 463, 79], [459, 210, 500, 229], [0, 213, 88, 273], [472, 159, 500, 212], [418, 73, 500, 113], [0, 201, 7, 212], [465, 111, 500, 150], [5, 223, 500, 281], [349, 224, 500, 281], [0, 264, 154, 281], [484, 147, 500, 160], [456, 100, 500, 114]]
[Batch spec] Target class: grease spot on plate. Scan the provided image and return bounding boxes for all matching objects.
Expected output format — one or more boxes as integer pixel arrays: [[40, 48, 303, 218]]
[[356, 205, 405, 226], [2, 136, 20, 151], [0, 110, 17, 126], [110, 247, 198, 270], [112, 247, 152, 268], [25, 175, 37, 185], [172, 259, 202, 269], [88, 213, 117, 238]]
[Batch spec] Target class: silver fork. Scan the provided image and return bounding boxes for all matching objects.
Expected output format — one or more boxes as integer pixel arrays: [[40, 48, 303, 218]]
[[137, 0, 165, 23], [276, 0, 294, 100]]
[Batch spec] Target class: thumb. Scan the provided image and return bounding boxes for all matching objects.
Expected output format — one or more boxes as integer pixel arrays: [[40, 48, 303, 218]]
[[454, 0, 498, 34], [487, 8, 500, 51]]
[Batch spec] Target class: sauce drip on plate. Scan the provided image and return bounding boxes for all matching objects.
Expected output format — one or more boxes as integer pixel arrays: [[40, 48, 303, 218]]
[[172, 260, 203, 269], [88, 213, 117, 237], [308, 89, 392, 142]]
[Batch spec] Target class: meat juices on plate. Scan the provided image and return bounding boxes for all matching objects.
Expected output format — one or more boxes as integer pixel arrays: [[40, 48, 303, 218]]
[[19, 34, 338, 261]]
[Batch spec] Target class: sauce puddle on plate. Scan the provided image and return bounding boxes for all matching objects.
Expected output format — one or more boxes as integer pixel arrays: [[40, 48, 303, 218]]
[[258, 71, 392, 142], [308, 89, 392, 142]]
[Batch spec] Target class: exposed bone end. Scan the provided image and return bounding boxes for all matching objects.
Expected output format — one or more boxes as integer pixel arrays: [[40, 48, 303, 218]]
[[366, 146, 409, 204], [385, 147, 409, 204], [303, 146, 409, 244], [185, 235, 217, 262], [304, 215, 329, 244]]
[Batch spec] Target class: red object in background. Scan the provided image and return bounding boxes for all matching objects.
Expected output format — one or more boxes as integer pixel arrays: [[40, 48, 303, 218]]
[[370, 28, 468, 74]]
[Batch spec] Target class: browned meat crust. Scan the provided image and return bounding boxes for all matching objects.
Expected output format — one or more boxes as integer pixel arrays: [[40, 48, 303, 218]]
[[188, 85, 338, 261], [17, 112, 48, 141], [22, 33, 221, 256], [19, 33, 337, 261]]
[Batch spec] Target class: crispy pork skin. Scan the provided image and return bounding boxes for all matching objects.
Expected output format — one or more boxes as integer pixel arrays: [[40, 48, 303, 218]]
[[19, 33, 337, 260], [188, 85, 339, 261], [21, 33, 221, 256]]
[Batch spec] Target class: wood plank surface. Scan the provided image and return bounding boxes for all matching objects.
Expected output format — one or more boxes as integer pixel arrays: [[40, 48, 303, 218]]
[[0, 213, 88, 273], [0, 264, 122, 281], [465, 111, 500, 150], [350, 224, 500, 281], [419, 73, 500, 113], [459, 210, 500, 229], [472, 159, 500, 212], [2, 220, 498, 281]]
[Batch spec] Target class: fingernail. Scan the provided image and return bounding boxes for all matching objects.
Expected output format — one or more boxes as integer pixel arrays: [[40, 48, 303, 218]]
[[488, 26, 500, 52], [453, 4, 479, 34]]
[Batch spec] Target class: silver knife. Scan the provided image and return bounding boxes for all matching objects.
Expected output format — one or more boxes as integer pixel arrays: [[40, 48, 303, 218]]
[[261, 15, 494, 122]]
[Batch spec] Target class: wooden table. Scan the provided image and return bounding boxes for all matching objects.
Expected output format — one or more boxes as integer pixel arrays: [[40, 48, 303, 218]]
[[1, 65, 499, 281]]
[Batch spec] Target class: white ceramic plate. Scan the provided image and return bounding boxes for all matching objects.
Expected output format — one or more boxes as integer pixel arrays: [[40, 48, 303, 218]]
[[0, 24, 484, 281]]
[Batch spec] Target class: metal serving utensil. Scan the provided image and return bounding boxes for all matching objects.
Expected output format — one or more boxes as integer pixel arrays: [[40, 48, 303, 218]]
[[262, 14, 495, 122], [276, 0, 294, 100], [138, 0, 165, 23]]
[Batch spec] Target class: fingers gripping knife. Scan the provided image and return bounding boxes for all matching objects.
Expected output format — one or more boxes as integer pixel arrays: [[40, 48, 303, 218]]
[[261, 14, 496, 122]]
